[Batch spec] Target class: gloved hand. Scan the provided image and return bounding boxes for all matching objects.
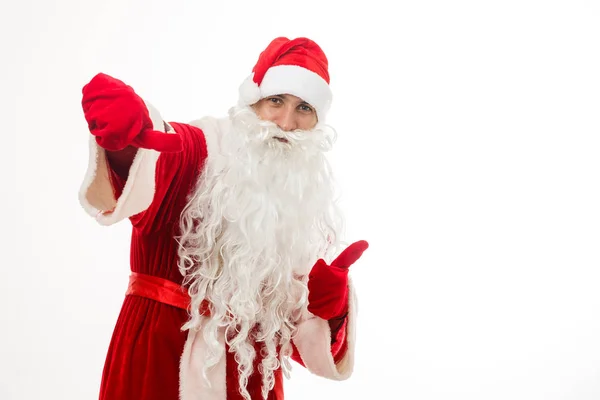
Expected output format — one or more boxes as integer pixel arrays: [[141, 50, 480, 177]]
[[307, 240, 369, 320], [82, 73, 182, 152]]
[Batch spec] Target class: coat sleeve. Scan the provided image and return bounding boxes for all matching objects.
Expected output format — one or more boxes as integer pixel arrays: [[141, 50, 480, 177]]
[[78, 101, 209, 232], [290, 279, 358, 380]]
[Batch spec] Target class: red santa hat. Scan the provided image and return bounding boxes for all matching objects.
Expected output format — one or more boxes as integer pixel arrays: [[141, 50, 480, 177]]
[[238, 37, 333, 121]]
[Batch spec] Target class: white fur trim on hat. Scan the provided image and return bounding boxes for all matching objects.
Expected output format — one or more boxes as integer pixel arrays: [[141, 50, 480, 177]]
[[238, 65, 332, 121], [238, 74, 261, 107]]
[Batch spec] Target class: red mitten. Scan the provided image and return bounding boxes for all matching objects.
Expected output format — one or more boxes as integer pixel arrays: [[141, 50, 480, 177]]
[[81, 73, 182, 152], [307, 240, 369, 320]]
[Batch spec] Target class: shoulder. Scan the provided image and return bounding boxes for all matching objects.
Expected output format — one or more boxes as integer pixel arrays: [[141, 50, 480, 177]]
[[188, 115, 231, 158]]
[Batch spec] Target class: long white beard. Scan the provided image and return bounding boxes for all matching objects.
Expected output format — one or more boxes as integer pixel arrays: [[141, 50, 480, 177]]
[[177, 106, 344, 399]]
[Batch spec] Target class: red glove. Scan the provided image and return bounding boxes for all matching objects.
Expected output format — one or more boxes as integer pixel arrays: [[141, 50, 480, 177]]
[[81, 73, 182, 152], [307, 240, 369, 320]]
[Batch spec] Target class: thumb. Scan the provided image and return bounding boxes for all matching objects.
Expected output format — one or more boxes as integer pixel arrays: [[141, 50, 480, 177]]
[[331, 240, 369, 269], [133, 129, 183, 153]]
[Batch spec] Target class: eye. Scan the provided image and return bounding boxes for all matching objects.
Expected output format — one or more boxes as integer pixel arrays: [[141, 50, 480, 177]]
[[298, 103, 314, 113], [268, 97, 283, 105]]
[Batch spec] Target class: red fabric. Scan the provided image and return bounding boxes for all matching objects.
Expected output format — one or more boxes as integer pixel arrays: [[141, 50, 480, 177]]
[[125, 272, 212, 316], [252, 37, 330, 85], [307, 240, 369, 320], [96, 121, 288, 399], [126, 272, 188, 311], [98, 122, 205, 400], [330, 318, 349, 362], [86, 70, 355, 396], [82, 73, 182, 152]]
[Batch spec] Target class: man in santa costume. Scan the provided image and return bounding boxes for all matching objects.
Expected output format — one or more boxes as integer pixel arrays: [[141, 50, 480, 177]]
[[79, 36, 369, 399]]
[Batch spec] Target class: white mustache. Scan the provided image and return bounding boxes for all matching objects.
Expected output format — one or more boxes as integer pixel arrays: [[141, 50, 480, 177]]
[[230, 106, 337, 152], [259, 121, 335, 151]]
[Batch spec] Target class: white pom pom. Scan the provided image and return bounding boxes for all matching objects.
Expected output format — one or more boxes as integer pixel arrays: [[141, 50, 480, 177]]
[[238, 74, 261, 106]]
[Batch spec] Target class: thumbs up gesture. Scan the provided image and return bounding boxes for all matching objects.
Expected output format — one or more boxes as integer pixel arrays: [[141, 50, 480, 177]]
[[307, 240, 369, 320]]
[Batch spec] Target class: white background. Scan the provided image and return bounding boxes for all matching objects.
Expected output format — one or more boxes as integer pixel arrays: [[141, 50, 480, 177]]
[[2, 0, 600, 399]]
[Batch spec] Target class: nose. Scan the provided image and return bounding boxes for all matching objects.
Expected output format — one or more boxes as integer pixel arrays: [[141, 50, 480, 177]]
[[276, 109, 297, 132]]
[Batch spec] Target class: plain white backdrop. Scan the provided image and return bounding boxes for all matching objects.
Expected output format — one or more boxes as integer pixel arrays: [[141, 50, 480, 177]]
[[2, 0, 600, 399]]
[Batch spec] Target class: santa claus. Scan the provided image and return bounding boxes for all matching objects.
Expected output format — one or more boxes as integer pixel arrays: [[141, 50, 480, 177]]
[[79, 36, 369, 400]]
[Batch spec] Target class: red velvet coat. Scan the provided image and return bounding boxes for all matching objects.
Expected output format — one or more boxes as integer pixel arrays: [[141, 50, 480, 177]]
[[79, 105, 357, 400]]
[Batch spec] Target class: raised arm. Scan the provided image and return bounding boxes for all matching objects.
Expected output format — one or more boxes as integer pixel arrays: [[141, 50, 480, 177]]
[[78, 73, 207, 230]]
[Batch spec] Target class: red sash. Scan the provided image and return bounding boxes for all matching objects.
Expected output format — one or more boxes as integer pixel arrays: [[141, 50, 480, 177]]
[[125, 272, 210, 315]]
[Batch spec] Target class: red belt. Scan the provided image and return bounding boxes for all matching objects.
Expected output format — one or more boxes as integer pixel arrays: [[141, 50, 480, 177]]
[[125, 272, 210, 316]]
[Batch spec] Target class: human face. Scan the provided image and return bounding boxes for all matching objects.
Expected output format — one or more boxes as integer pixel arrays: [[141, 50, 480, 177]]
[[251, 94, 318, 132]]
